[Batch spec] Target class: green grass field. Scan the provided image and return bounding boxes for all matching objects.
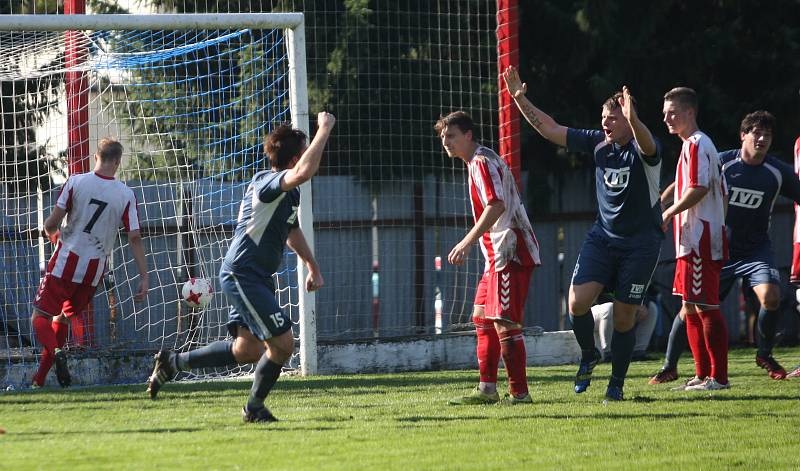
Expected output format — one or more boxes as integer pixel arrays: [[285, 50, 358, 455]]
[[2, 347, 800, 470]]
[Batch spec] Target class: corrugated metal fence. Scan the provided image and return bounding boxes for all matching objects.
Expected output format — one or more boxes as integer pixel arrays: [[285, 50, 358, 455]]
[[2, 173, 798, 354]]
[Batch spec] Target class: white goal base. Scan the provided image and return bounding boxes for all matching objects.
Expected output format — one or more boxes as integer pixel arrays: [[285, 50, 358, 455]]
[[316, 330, 580, 374]]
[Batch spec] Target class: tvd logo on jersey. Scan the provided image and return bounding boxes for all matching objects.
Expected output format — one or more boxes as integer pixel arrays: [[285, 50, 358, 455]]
[[728, 187, 764, 209], [603, 167, 630, 190]]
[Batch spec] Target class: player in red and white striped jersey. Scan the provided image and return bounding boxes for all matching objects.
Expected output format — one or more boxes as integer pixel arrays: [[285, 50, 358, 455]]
[[466, 145, 540, 273], [436, 111, 540, 405], [31, 138, 149, 388], [788, 137, 800, 378], [661, 88, 730, 390], [790, 137, 800, 285]]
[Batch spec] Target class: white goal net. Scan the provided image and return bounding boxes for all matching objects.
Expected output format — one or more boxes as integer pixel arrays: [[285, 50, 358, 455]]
[[1, 3, 504, 388], [0, 13, 314, 388]]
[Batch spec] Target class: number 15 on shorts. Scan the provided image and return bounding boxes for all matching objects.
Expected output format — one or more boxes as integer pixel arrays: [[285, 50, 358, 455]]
[[270, 313, 285, 328]]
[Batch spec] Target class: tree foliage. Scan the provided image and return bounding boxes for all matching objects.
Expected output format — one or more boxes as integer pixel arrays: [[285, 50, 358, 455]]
[[517, 0, 800, 212], [0, 0, 64, 192], [0, 1, 126, 191], [7, 1, 799, 195], [134, 0, 497, 184]]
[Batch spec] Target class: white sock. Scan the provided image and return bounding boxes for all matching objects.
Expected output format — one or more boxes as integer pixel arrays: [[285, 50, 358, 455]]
[[478, 382, 497, 394]]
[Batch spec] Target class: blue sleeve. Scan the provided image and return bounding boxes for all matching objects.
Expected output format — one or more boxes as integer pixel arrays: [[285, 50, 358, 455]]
[[566, 128, 605, 158], [777, 158, 800, 204], [256, 170, 289, 203], [290, 189, 301, 229]]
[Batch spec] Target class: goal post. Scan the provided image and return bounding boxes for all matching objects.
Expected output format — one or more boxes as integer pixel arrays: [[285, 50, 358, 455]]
[[0, 12, 318, 386], [285, 20, 317, 376]]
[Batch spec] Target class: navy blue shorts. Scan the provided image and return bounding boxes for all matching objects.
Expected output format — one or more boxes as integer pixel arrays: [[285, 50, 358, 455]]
[[571, 227, 661, 304], [220, 269, 292, 341], [720, 250, 781, 300]]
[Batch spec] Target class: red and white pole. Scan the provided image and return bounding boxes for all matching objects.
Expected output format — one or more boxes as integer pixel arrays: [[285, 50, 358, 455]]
[[65, 0, 89, 175], [496, 0, 520, 188], [65, 0, 93, 347]]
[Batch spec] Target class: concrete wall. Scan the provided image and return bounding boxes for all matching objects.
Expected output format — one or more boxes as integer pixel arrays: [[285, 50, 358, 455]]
[[1, 330, 579, 388]]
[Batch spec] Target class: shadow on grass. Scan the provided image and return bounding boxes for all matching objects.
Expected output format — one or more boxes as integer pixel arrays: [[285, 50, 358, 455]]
[[397, 415, 491, 423], [0, 374, 478, 405], [665, 394, 800, 402], [395, 411, 710, 422], [8, 427, 204, 437]]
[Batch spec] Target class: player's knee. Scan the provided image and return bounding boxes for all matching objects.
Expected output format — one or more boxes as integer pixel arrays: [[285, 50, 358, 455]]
[[232, 341, 264, 364], [612, 316, 636, 332], [761, 292, 780, 311], [762, 298, 780, 311], [269, 348, 292, 365], [267, 333, 294, 365], [568, 299, 591, 316]]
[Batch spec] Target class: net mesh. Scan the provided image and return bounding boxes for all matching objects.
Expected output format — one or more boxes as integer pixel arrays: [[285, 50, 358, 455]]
[[0, 24, 302, 386], [1, 1, 500, 388]]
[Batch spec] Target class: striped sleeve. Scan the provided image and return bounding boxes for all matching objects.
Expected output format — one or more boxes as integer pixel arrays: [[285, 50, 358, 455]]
[[474, 158, 503, 204], [122, 188, 141, 232], [55, 177, 74, 211], [688, 139, 711, 188]]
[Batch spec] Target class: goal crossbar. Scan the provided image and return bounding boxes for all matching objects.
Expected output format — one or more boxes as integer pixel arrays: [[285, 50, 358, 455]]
[[0, 13, 304, 31]]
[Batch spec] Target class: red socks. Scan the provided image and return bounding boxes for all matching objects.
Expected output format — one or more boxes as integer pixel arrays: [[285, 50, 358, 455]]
[[685, 313, 710, 379], [53, 321, 69, 348], [499, 329, 528, 396], [476, 317, 529, 395], [32, 316, 58, 386], [32, 351, 54, 387], [33, 316, 57, 352], [475, 316, 500, 383], [698, 309, 729, 384]]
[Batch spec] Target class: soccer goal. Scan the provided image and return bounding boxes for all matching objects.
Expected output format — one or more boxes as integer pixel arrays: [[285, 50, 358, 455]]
[[0, 13, 317, 387]]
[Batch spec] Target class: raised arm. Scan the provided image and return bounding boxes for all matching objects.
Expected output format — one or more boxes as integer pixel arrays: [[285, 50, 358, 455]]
[[126, 230, 149, 302], [287, 227, 323, 292], [502, 66, 568, 147], [620, 86, 657, 157], [280, 112, 336, 191]]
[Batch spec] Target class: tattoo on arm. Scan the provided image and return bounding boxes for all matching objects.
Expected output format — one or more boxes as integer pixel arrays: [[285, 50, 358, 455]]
[[519, 100, 542, 129]]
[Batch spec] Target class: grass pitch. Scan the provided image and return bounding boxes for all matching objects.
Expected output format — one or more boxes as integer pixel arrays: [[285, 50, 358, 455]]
[[2, 347, 800, 470]]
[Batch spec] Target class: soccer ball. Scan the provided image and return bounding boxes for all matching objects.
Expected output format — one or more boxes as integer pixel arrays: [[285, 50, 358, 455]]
[[182, 278, 213, 309]]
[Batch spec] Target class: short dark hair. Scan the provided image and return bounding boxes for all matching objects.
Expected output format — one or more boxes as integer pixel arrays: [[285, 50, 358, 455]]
[[265, 124, 307, 170], [739, 110, 776, 135], [663, 87, 698, 112], [96, 137, 123, 163], [434, 111, 478, 140], [602, 92, 630, 111]]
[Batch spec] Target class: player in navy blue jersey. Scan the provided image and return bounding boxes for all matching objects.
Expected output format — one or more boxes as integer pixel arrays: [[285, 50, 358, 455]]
[[650, 111, 800, 384], [147, 112, 335, 423], [504, 66, 662, 401]]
